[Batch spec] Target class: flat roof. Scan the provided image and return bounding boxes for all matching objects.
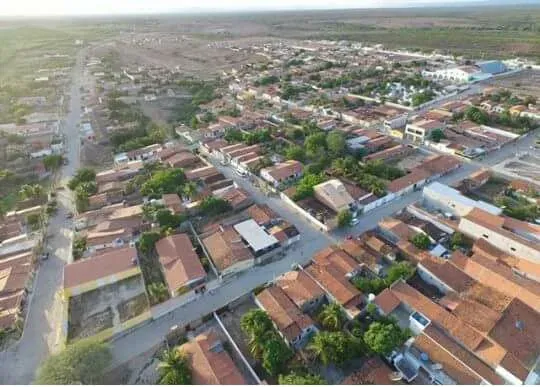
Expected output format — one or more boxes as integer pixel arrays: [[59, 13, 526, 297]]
[[424, 182, 502, 216], [233, 219, 278, 252]]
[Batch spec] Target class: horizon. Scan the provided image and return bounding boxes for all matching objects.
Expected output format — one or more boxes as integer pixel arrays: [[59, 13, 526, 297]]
[[0, 0, 503, 18]]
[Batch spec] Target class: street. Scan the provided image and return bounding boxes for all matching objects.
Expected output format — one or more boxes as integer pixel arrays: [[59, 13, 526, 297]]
[[0, 51, 84, 384]]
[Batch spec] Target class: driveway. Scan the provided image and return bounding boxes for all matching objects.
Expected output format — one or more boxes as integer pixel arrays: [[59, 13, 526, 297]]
[[0, 51, 84, 385]]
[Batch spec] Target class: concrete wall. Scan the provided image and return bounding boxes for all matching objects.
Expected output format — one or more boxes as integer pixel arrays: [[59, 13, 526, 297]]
[[417, 265, 452, 295], [279, 192, 333, 232], [458, 218, 540, 263]]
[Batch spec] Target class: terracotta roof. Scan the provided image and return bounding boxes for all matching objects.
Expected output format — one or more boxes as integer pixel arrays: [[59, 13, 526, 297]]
[[341, 356, 403, 385], [0, 252, 32, 297], [162, 194, 184, 214], [214, 187, 251, 210], [451, 252, 540, 312], [374, 288, 401, 315], [85, 228, 131, 246], [306, 263, 362, 317], [312, 245, 360, 276], [247, 204, 278, 226], [378, 217, 418, 241], [387, 168, 431, 194], [186, 166, 220, 181], [180, 330, 247, 385], [202, 226, 253, 272], [109, 204, 143, 220], [416, 325, 504, 385], [63, 247, 139, 289], [261, 160, 303, 182], [487, 298, 540, 371], [389, 281, 485, 350], [420, 255, 475, 293], [340, 239, 380, 271], [156, 234, 206, 293], [276, 270, 325, 309], [201, 139, 228, 152], [421, 155, 461, 176], [167, 152, 200, 168], [256, 286, 314, 342]]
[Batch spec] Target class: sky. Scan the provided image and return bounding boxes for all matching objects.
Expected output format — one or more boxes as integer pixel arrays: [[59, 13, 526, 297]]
[[0, 0, 481, 17]]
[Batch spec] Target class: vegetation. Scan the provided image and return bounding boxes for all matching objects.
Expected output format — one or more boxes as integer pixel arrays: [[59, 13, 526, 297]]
[[293, 173, 325, 201], [241, 309, 293, 376], [279, 372, 325, 385], [318, 303, 346, 331], [138, 231, 162, 254], [68, 168, 96, 191], [198, 196, 232, 217], [308, 331, 361, 366], [363, 321, 410, 355], [43, 154, 64, 171], [410, 233, 431, 250], [72, 237, 87, 260], [337, 210, 353, 228], [353, 261, 415, 294], [450, 232, 467, 250], [157, 348, 192, 385], [147, 282, 170, 305], [35, 338, 112, 384], [430, 128, 446, 143], [411, 90, 435, 106], [141, 168, 186, 198]]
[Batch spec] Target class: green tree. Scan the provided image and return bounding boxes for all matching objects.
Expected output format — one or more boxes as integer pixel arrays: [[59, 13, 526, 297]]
[[148, 282, 170, 304], [240, 309, 274, 338], [465, 106, 489, 125], [410, 233, 431, 250], [75, 188, 90, 213], [138, 231, 161, 254], [141, 168, 186, 197], [278, 372, 326, 385], [293, 173, 325, 201], [68, 168, 96, 190], [304, 132, 327, 160], [262, 337, 293, 376], [450, 232, 465, 250], [198, 196, 231, 217], [285, 146, 306, 163], [156, 209, 184, 229], [72, 237, 87, 260], [363, 321, 408, 355], [43, 154, 64, 171], [26, 213, 42, 231], [326, 131, 346, 158], [430, 128, 446, 143], [318, 303, 345, 331], [157, 348, 192, 385], [182, 182, 198, 200], [308, 332, 356, 366], [337, 210, 352, 228], [19, 184, 44, 200], [35, 338, 112, 384], [386, 262, 415, 284]]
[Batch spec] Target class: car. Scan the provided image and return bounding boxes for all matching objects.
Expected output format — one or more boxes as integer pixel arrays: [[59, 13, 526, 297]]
[[66, 212, 74, 219], [351, 217, 360, 226], [40, 252, 50, 261]]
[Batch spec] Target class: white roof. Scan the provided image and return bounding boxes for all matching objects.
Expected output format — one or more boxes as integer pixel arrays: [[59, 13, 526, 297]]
[[424, 182, 502, 216], [233, 219, 278, 252]]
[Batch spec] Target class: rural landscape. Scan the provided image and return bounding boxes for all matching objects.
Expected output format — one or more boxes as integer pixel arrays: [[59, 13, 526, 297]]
[[0, 1, 540, 385]]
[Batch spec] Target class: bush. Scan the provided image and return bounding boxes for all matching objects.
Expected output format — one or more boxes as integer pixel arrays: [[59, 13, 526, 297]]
[[410, 233, 431, 250], [363, 321, 409, 355], [337, 210, 352, 228], [35, 338, 112, 384], [198, 196, 232, 217], [68, 168, 96, 190]]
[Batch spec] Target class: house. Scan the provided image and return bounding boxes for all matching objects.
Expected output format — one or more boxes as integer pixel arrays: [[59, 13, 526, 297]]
[[342, 356, 403, 385], [387, 168, 431, 198], [260, 160, 304, 188], [276, 270, 325, 312], [213, 186, 253, 211], [155, 234, 206, 297], [166, 152, 200, 169], [313, 179, 357, 215], [363, 144, 415, 163], [233, 219, 280, 257], [423, 182, 502, 217], [178, 330, 247, 385], [458, 208, 540, 264], [161, 194, 185, 215], [0, 252, 33, 331], [85, 228, 132, 254], [267, 221, 301, 247], [63, 247, 140, 297], [256, 285, 317, 348], [423, 65, 485, 84], [201, 226, 254, 276], [247, 204, 279, 227], [405, 119, 445, 143]]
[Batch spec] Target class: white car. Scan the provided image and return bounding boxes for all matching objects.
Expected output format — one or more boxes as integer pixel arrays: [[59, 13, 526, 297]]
[[351, 217, 360, 226]]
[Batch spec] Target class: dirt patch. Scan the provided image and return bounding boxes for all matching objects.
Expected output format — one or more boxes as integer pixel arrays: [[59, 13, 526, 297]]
[[490, 70, 540, 99], [68, 304, 114, 341], [118, 293, 150, 323]]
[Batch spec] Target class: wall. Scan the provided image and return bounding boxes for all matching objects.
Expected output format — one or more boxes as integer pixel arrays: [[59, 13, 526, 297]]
[[279, 192, 332, 232], [458, 218, 540, 263], [406, 205, 456, 235], [417, 265, 452, 295]]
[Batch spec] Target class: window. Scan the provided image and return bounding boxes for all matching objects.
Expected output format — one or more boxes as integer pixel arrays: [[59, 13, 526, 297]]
[[510, 247, 516, 252], [482, 234, 489, 239]]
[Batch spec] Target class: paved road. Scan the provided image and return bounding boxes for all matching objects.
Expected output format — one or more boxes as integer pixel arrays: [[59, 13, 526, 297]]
[[0, 52, 84, 385]]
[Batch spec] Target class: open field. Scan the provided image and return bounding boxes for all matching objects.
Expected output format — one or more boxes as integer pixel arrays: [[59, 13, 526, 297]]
[[489, 69, 540, 98]]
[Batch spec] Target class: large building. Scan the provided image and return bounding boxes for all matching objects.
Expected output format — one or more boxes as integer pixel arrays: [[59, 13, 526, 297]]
[[313, 179, 356, 215]]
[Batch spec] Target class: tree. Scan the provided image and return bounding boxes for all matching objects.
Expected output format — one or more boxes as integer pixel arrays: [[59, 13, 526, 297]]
[[386, 262, 415, 284], [465, 106, 489, 125], [19, 184, 44, 200], [141, 168, 186, 197], [308, 332, 356, 366], [337, 210, 352, 228], [240, 309, 274, 338], [35, 338, 112, 384], [326, 131, 346, 158], [450, 232, 466, 250], [318, 303, 345, 331], [72, 237, 87, 260], [157, 348, 192, 385], [138, 231, 161, 254], [285, 146, 306, 163], [293, 173, 325, 201], [75, 188, 90, 213], [198, 196, 231, 217], [262, 337, 293, 376], [363, 321, 408, 355], [155, 209, 184, 229], [430, 128, 446, 143], [148, 282, 170, 304], [182, 182, 198, 200], [68, 168, 96, 190], [304, 132, 327, 160], [410, 233, 431, 250], [43, 154, 63, 171], [278, 372, 326, 385]]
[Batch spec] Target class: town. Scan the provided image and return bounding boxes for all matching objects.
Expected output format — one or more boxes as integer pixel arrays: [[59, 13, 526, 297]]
[[1, 9, 540, 386]]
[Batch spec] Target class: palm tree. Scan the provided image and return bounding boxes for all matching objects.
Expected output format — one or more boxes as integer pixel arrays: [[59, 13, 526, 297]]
[[19, 184, 43, 200], [318, 303, 345, 331], [308, 333, 332, 365], [240, 309, 273, 338], [157, 348, 192, 385], [248, 330, 275, 359], [182, 182, 198, 200]]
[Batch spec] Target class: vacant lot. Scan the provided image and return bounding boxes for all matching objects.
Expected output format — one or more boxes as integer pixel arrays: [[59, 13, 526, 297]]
[[489, 70, 540, 98]]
